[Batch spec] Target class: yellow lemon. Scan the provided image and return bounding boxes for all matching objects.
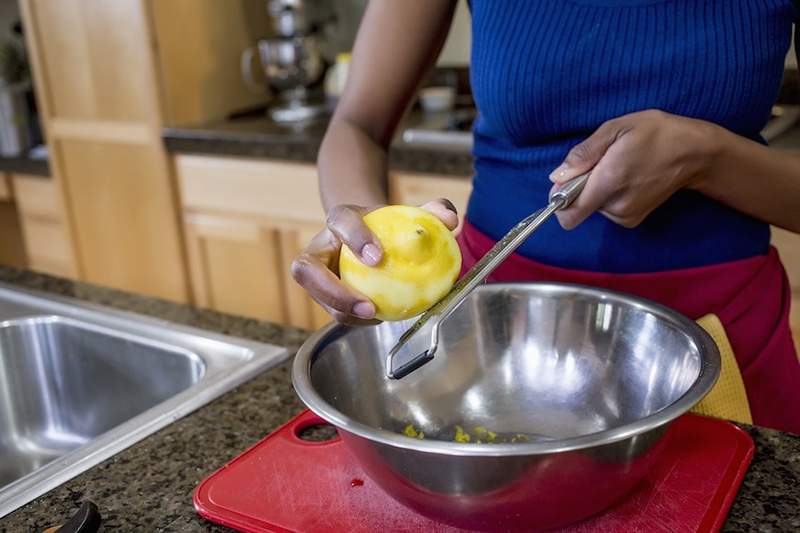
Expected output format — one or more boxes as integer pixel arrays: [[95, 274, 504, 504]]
[[339, 205, 462, 321]]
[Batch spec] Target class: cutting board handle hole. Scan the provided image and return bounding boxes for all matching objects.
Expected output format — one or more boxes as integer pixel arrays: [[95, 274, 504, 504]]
[[295, 421, 340, 443]]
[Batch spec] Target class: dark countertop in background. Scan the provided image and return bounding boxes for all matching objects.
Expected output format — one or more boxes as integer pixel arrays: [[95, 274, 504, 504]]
[[0, 268, 798, 532], [164, 69, 800, 178], [0, 154, 49, 177], [163, 112, 475, 177]]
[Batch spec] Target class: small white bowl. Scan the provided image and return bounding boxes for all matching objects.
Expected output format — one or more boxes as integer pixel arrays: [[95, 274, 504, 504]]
[[419, 86, 456, 113]]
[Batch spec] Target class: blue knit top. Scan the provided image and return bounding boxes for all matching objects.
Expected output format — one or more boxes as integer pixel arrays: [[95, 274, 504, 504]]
[[467, 0, 796, 272]]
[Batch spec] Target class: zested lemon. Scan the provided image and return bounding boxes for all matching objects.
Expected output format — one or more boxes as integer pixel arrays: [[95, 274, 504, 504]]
[[339, 205, 462, 321]]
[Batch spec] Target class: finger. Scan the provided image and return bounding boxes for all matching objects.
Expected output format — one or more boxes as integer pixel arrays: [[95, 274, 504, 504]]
[[316, 300, 382, 326], [549, 120, 627, 184], [552, 167, 619, 230], [326, 205, 383, 266], [291, 253, 377, 319], [303, 228, 342, 271], [420, 198, 459, 230]]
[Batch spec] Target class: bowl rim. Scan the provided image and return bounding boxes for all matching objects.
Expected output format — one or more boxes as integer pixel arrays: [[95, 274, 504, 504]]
[[292, 282, 721, 457]]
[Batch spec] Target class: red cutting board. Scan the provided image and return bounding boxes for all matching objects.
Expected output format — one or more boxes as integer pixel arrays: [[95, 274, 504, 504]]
[[194, 411, 754, 533]]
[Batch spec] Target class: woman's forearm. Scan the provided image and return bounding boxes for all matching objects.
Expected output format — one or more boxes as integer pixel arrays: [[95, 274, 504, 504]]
[[318, 117, 389, 211], [693, 127, 800, 233], [315, 0, 458, 214]]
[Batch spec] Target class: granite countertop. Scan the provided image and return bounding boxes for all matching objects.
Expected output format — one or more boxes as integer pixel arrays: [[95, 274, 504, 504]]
[[163, 110, 475, 177], [0, 154, 50, 177], [0, 268, 798, 532]]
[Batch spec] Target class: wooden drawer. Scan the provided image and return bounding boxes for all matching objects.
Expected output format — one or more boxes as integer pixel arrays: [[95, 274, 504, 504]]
[[20, 216, 75, 277], [13, 174, 63, 220], [176, 155, 325, 224]]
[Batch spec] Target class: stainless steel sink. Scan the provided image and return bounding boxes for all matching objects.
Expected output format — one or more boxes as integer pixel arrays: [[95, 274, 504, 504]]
[[0, 283, 288, 517]]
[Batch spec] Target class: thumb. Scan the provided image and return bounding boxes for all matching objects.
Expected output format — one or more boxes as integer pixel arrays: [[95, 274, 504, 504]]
[[419, 198, 459, 230], [549, 120, 621, 184]]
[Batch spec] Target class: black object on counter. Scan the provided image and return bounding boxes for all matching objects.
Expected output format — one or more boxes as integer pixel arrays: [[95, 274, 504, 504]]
[[48, 501, 102, 533]]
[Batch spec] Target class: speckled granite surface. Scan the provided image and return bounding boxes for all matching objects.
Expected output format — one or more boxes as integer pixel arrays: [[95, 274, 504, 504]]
[[0, 268, 797, 532], [163, 113, 475, 177]]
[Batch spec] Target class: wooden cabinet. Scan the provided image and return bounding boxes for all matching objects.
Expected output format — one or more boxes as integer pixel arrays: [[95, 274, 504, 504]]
[[150, 0, 271, 126], [20, 0, 188, 301], [0, 174, 27, 269], [771, 227, 800, 351], [175, 154, 473, 329], [177, 155, 329, 329], [183, 214, 284, 323], [0, 174, 10, 201], [13, 174, 76, 278], [183, 216, 332, 329], [19, 0, 270, 301]]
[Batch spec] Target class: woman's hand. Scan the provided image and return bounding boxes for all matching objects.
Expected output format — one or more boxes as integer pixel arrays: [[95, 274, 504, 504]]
[[549, 109, 721, 229], [291, 199, 459, 324]]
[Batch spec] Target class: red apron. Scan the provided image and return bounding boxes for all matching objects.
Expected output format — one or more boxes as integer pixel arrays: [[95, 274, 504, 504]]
[[458, 221, 800, 434]]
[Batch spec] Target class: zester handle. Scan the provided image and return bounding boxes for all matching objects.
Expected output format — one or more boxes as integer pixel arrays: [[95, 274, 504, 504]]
[[386, 172, 591, 380], [548, 172, 590, 209]]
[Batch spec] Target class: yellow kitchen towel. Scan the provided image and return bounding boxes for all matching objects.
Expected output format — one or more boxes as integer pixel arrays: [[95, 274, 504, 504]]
[[689, 314, 752, 424]]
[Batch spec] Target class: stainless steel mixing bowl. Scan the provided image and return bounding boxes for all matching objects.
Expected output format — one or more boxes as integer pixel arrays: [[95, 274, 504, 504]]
[[293, 283, 720, 530]]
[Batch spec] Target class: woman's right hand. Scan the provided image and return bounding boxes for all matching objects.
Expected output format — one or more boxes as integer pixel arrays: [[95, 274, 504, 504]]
[[291, 199, 459, 324]]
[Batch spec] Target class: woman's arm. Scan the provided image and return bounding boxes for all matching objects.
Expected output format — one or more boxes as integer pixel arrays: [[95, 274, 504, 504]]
[[292, 0, 460, 324], [691, 128, 800, 232], [319, 0, 459, 209], [697, 22, 800, 232], [550, 27, 800, 233], [549, 111, 800, 233]]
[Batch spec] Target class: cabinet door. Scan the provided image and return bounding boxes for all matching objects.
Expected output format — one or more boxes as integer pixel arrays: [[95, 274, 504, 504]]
[[184, 214, 286, 323], [21, 0, 190, 302]]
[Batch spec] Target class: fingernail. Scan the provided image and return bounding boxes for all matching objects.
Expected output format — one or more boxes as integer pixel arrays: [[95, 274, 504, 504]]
[[352, 301, 375, 319], [361, 243, 382, 266], [549, 164, 570, 183]]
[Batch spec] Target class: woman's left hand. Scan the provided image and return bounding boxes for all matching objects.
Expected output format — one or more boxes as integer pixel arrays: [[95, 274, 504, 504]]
[[549, 109, 721, 229]]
